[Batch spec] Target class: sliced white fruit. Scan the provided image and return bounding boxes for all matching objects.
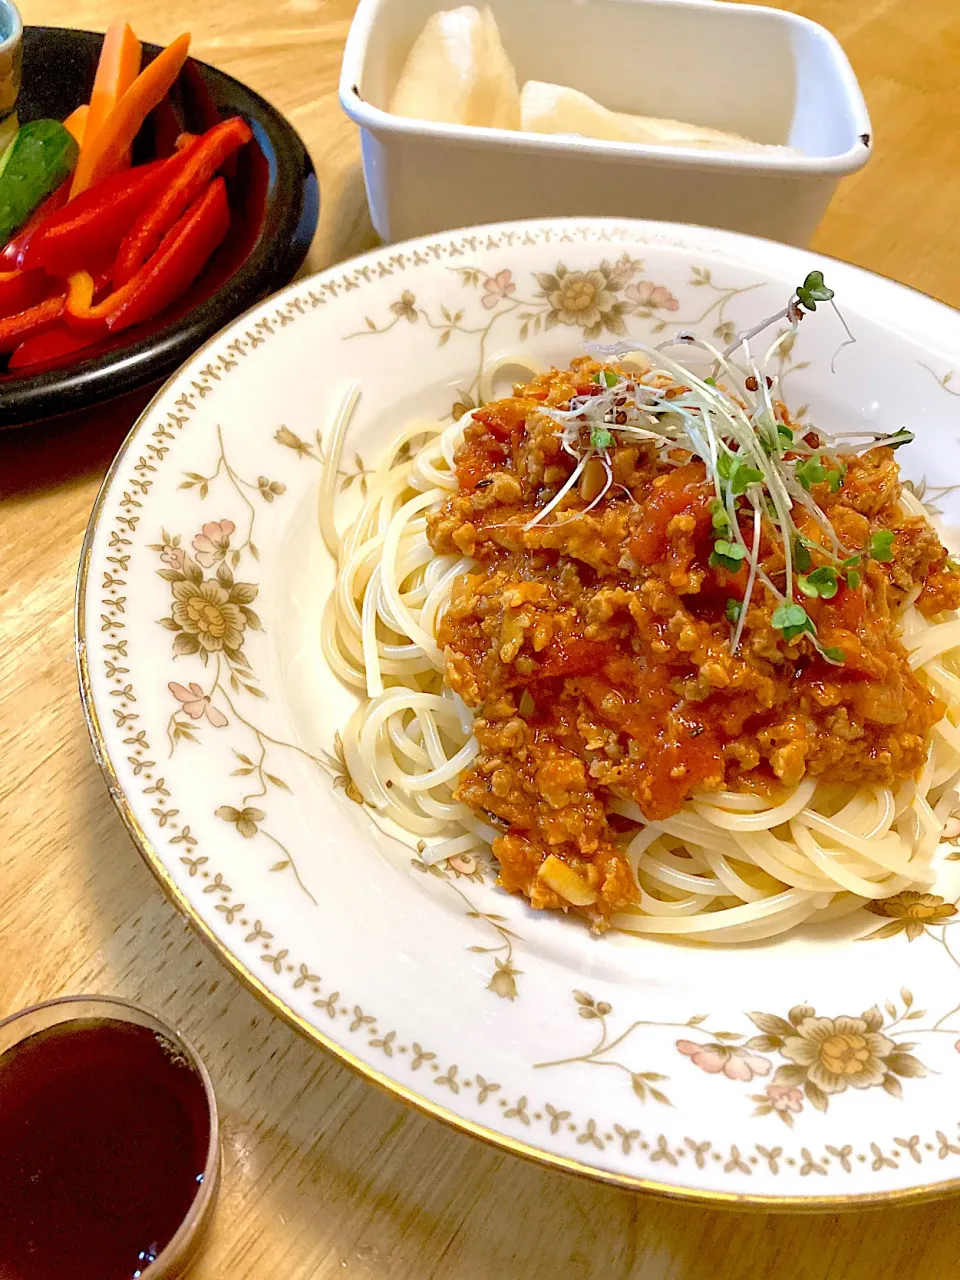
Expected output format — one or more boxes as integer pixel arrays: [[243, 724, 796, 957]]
[[389, 5, 520, 130], [520, 80, 793, 154]]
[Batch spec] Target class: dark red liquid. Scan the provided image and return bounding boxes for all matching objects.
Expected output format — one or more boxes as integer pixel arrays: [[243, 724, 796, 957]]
[[0, 1017, 211, 1280]]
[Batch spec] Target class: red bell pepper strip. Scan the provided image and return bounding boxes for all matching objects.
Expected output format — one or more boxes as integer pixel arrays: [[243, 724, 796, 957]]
[[0, 295, 66, 353], [65, 177, 230, 336], [7, 323, 99, 369], [112, 117, 251, 287], [148, 96, 183, 160], [180, 60, 224, 137], [23, 154, 185, 278], [0, 268, 52, 319], [109, 178, 231, 332], [0, 184, 71, 270]]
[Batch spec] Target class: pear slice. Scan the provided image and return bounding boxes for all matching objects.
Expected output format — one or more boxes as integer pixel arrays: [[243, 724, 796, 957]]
[[389, 6, 520, 130], [520, 80, 793, 154]]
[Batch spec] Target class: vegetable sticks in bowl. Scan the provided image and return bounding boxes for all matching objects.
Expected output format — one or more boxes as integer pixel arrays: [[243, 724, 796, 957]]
[[0, 21, 256, 372]]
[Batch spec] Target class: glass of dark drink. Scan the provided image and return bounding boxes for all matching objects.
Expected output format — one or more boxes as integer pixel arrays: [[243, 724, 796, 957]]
[[0, 994, 221, 1279]]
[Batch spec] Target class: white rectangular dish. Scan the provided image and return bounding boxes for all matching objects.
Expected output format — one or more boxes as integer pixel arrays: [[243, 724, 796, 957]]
[[339, 0, 872, 247]]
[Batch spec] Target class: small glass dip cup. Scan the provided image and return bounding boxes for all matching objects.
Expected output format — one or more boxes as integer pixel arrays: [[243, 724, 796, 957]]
[[0, 994, 221, 1279]]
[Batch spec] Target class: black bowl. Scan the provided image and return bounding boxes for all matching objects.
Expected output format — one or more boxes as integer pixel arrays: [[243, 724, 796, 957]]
[[0, 27, 319, 429]]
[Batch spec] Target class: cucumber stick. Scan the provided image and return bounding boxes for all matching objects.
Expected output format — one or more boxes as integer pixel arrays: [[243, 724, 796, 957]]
[[0, 113, 19, 178], [0, 121, 79, 246]]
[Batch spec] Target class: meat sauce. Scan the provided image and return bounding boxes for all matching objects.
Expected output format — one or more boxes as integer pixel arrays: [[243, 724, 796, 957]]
[[428, 359, 960, 928]]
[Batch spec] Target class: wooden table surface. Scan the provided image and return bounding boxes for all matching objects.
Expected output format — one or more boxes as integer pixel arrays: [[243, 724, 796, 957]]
[[4, 1, 960, 1275]]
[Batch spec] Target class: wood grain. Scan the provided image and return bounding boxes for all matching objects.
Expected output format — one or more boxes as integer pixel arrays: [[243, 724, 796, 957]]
[[3, 2, 960, 1275]]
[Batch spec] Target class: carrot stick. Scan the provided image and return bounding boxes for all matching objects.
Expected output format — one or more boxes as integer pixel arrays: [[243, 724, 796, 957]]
[[85, 22, 142, 145], [63, 105, 89, 145], [70, 33, 191, 197]]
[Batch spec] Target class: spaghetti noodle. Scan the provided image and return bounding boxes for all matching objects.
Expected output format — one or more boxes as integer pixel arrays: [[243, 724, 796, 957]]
[[321, 332, 960, 944]]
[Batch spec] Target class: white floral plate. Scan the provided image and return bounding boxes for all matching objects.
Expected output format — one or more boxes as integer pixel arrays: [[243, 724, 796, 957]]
[[78, 219, 960, 1208]]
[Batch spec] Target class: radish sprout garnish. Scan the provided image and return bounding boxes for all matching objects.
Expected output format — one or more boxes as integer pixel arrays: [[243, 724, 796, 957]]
[[516, 271, 911, 666]]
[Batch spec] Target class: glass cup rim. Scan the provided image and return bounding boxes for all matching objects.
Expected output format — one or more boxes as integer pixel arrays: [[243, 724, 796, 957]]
[[0, 992, 221, 1277], [0, 0, 22, 55]]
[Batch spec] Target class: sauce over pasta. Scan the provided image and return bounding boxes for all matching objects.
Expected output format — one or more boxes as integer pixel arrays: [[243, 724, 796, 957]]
[[428, 358, 960, 927]]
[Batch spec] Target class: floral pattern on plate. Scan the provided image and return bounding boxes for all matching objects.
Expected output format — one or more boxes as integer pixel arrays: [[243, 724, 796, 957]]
[[79, 219, 960, 1205]]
